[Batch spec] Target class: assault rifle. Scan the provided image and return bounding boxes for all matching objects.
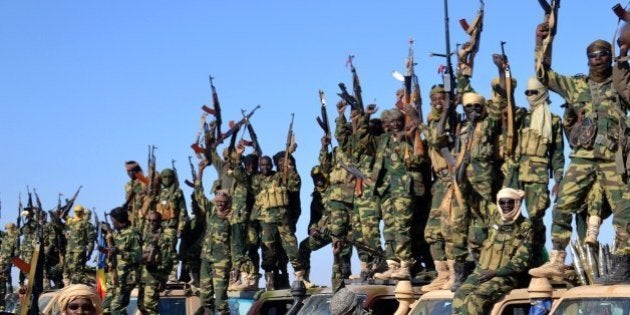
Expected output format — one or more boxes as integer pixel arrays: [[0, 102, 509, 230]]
[[185, 156, 196, 188], [339, 161, 365, 196], [536, 0, 560, 72], [403, 39, 426, 156], [190, 112, 209, 160], [319, 228, 386, 267], [456, 115, 479, 184], [458, 0, 484, 77], [500, 42, 515, 158], [282, 113, 296, 184], [58, 185, 83, 220], [337, 83, 361, 114], [241, 108, 263, 157], [201, 75, 222, 141], [347, 55, 365, 114], [146, 145, 159, 197], [103, 213, 118, 286], [16, 194, 22, 256], [316, 90, 331, 141], [171, 159, 180, 189], [214, 105, 261, 150]]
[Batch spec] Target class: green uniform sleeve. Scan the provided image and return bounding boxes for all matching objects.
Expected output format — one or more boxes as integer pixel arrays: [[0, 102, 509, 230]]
[[550, 115, 565, 181], [335, 115, 351, 151]]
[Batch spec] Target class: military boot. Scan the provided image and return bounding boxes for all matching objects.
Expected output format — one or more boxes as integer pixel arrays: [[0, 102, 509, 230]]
[[373, 260, 400, 280], [294, 270, 315, 289], [392, 260, 412, 280], [421, 261, 449, 292], [233, 273, 260, 291], [264, 272, 274, 291], [227, 269, 241, 291], [595, 252, 630, 285], [450, 261, 474, 292], [441, 260, 455, 290], [584, 216, 601, 246], [529, 249, 566, 278]]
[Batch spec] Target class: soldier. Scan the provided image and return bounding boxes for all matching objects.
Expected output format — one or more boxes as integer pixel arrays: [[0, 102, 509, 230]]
[[156, 168, 188, 283], [250, 150, 309, 289], [0, 223, 18, 310], [529, 24, 628, 278], [194, 159, 232, 315], [102, 206, 142, 315], [63, 205, 95, 285], [452, 188, 532, 315], [422, 84, 457, 292], [138, 211, 175, 315], [370, 109, 425, 280], [40, 211, 62, 289], [124, 160, 147, 228], [511, 77, 565, 267], [298, 165, 330, 282], [179, 192, 204, 291]]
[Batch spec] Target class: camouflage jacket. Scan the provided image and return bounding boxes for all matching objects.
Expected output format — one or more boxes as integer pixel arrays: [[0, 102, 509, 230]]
[[125, 179, 146, 226], [141, 227, 175, 274], [319, 146, 355, 204], [20, 219, 37, 253], [194, 179, 231, 265], [227, 154, 252, 225], [370, 131, 424, 198], [539, 67, 627, 161], [65, 217, 95, 253], [0, 233, 18, 262], [251, 169, 300, 223], [426, 108, 456, 178], [517, 112, 565, 184], [478, 215, 532, 277], [156, 185, 188, 232], [112, 224, 142, 269]]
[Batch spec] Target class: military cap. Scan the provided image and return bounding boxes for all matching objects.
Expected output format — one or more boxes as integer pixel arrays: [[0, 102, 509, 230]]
[[586, 39, 612, 55]]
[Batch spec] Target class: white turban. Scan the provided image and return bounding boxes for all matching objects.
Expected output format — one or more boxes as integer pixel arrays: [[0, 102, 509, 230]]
[[496, 188, 525, 223], [42, 284, 102, 315]]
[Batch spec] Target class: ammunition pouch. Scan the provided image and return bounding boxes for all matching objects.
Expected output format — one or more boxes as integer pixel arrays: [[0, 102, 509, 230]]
[[262, 185, 289, 209], [519, 128, 549, 157], [157, 202, 176, 221], [569, 117, 597, 150]]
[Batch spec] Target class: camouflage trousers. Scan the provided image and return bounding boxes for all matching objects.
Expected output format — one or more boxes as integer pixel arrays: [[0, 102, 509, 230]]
[[451, 184, 495, 262], [352, 190, 382, 264], [411, 194, 434, 272], [326, 200, 353, 282], [231, 222, 255, 274], [522, 182, 550, 267], [247, 219, 262, 274], [200, 258, 230, 313], [551, 158, 628, 250], [0, 265, 11, 310], [260, 220, 302, 272], [105, 264, 139, 315], [452, 272, 519, 315], [298, 231, 332, 280], [424, 177, 451, 261], [381, 195, 412, 261], [64, 251, 87, 284], [138, 265, 169, 315]]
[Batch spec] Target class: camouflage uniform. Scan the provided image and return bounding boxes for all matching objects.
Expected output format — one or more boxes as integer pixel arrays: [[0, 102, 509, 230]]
[[105, 224, 142, 315], [125, 178, 146, 229], [41, 219, 62, 288], [538, 59, 628, 252], [0, 226, 18, 310], [179, 193, 204, 288], [452, 215, 532, 315], [64, 214, 96, 284], [138, 226, 175, 315], [19, 216, 37, 284], [156, 168, 188, 281], [451, 75, 503, 263], [194, 180, 232, 314], [251, 167, 304, 276]]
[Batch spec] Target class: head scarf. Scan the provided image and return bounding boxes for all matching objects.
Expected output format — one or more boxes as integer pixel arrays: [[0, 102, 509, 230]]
[[496, 188, 525, 224], [461, 92, 485, 106], [42, 284, 102, 315], [526, 77, 553, 143]]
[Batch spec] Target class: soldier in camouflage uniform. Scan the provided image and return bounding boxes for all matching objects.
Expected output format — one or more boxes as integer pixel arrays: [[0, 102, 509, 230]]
[[452, 188, 532, 315], [155, 168, 188, 282], [370, 109, 425, 280], [102, 206, 142, 315], [422, 84, 458, 292], [508, 76, 565, 267], [0, 223, 18, 310], [529, 26, 629, 278], [449, 69, 503, 290], [40, 211, 62, 289], [179, 192, 204, 290], [124, 161, 147, 229], [63, 205, 96, 285], [298, 165, 330, 282], [250, 148, 309, 289], [194, 159, 232, 315], [138, 211, 175, 315]]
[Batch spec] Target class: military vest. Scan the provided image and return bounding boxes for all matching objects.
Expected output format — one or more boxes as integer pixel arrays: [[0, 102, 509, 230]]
[[478, 216, 531, 271]]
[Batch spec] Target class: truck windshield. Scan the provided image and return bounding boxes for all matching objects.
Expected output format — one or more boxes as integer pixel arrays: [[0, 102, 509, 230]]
[[409, 299, 452, 315], [553, 298, 630, 315], [298, 294, 367, 315]]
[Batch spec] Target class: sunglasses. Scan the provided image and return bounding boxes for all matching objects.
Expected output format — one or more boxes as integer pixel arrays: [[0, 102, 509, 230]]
[[524, 90, 539, 96], [464, 103, 482, 109], [67, 303, 95, 311], [498, 199, 515, 206], [587, 50, 611, 59]]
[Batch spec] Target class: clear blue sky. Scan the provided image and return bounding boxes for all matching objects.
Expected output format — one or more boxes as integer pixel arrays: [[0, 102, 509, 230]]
[[0, 1, 623, 286]]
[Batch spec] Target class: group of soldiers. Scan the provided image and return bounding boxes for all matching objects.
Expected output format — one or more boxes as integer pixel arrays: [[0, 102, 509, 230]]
[[2, 4, 630, 315]]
